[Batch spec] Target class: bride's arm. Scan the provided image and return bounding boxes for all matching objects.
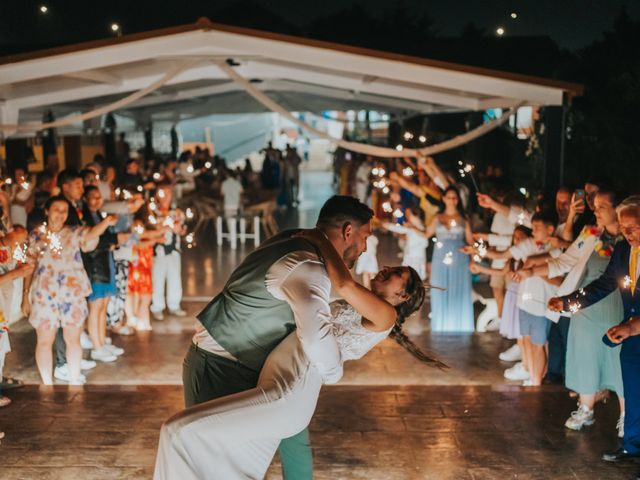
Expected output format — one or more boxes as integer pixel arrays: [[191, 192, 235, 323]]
[[295, 230, 397, 332]]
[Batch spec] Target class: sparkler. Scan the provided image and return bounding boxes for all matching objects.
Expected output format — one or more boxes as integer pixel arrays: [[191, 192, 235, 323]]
[[392, 208, 404, 219], [153, 172, 161, 181], [204, 161, 212, 169], [20, 181, 30, 191], [163, 216, 175, 229], [157, 189, 166, 199], [186, 165, 195, 174], [403, 132, 414, 141], [382, 201, 393, 213], [133, 225, 145, 235], [122, 189, 132, 200], [148, 215, 157, 225], [517, 212, 526, 226], [418, 135, 427, 143], [443, 251, 453, 265], [136, 185, 143, 192], [623, 275, 633, 289], [473, 239, 487, 258], [402, 167, 414, 177], [568, 302, 582, 314], [457, 161, 480, 192], [4, 178, 12, 185], [382, 186, 390, 194], [100, 212, 107, 219], [46, 230, 62, 255], [185, 208, 194, 220], [12, 243, 28, 264], [395, 144, 404, 152]]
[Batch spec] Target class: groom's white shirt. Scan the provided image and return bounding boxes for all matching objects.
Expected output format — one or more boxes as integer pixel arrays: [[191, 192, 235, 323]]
[[193, 250, 343, 384]]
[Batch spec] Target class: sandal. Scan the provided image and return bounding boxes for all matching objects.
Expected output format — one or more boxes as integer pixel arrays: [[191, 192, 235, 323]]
[[0, 395, 11, 407], [0, 377, 24, 390]]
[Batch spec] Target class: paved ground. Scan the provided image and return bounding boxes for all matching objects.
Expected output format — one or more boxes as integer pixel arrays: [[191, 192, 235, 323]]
[[0, 172, 636, 479]]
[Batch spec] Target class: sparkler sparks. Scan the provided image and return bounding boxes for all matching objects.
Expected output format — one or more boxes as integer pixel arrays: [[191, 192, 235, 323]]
[[443, 252, 453, 265], [568, 302, 582, 314], [382, 202, 393, 213], [133, 225, 145, 235], [148, 215, 157, 225], [185, 232, 195, 249], [517, 212, 526, 225], [12, 243, 28, 264], [186, 165, 195, 174], [392, 208, 404, 219], [623, 275, 633, 289], [153, 172, 161, 181], [185, 208, 194, 220], [20, 181, 30, 190], [46, 230, 62, 255], [402, 167, 414, 177], [204, 161, 212, 169]]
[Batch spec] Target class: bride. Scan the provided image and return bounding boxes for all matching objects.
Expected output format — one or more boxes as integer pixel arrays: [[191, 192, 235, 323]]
[[154, 229, 446, 480]]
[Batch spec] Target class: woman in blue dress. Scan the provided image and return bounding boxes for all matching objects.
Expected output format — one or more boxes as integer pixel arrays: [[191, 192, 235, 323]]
[[416, 186, 474, 332]]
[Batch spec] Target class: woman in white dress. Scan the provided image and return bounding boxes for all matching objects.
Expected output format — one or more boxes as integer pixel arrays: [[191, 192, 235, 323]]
[[154, 229, 445, 480]]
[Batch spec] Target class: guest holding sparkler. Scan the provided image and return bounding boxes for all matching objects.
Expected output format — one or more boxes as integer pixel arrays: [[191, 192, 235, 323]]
[[423, 186, 474, 332], [21, 196, 117, 385], [520, 189, 625, 435], [549, 195, 640, 465], [0, 227, 34, 408]]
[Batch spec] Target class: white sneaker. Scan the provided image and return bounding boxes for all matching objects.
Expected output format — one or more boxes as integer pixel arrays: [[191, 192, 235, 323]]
[[521, 379, 535, 387], [617, 412, 625, 438], [81, 359, 97, 370], [169, 308, 187, 317], [105, 344, 124, 356], [80, 331, 94, 350], [54, 364, 70, 382], [68, 374, 87, 386], [565, 404, 595, 431], [90, 346, 118, 363], [499, 344, 522, 362], [54, 366, 86, 385], [504, 362, 530, 381]]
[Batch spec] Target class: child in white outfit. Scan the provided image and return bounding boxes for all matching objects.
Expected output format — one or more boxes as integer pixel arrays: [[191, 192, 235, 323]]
[[355, 234, 379, 288], [383, 206, 430, 280]]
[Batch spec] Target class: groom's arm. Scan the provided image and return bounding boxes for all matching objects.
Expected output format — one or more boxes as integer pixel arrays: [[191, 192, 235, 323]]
[[267, 252, 343, 384]]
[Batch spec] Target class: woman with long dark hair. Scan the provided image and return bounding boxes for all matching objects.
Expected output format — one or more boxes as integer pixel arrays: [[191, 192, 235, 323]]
[[414, 186, 474, 332]]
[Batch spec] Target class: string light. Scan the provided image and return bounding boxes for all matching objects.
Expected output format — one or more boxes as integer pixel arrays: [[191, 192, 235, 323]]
[[443, 252, 453, 265], [185, 232, 195, 249], [418, 135, 427, 143], [403, 132, 414, 141], [395, 144, 404, 152]]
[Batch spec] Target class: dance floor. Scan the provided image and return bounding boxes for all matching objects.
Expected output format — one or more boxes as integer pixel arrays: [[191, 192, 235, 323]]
[[1, 173, 636, 479]]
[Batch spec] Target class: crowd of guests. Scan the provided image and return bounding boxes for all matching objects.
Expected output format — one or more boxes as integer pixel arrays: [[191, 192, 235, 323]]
[[340, 151, 640, 466]]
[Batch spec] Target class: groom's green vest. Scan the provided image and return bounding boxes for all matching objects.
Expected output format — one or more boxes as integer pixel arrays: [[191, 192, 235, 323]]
[[197, 230, 317, 372]]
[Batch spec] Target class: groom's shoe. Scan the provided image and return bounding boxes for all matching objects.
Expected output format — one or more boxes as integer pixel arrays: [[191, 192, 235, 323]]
[[602, 447, 640, 462]]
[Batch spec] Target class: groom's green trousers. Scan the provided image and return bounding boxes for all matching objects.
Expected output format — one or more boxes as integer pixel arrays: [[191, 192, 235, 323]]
[[183, 343, 313, 479]]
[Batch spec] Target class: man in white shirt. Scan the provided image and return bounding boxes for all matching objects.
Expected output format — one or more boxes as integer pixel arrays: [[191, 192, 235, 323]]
[[220, 171, 243, 217], [186, 195, 373, 479]]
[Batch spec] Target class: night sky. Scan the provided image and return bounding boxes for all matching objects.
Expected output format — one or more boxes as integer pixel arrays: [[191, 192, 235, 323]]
[[1, 0, 639, 54]]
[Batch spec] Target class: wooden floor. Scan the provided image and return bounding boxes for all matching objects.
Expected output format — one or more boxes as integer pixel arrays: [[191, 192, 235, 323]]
[[1, 172, 637, 479], [1, 385, 636, 479]]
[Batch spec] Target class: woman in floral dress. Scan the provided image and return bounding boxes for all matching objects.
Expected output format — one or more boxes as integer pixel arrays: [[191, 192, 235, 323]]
[[22, 196, 117, 385]]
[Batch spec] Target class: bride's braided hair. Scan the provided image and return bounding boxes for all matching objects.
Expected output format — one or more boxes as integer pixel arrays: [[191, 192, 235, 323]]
[[390, 267, 449, 370]]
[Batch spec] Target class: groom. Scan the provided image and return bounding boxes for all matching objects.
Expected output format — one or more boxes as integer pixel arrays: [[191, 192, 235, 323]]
[[184, 195, 373, 479]]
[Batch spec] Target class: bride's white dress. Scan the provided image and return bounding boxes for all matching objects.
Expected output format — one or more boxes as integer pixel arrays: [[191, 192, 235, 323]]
[[154, 300, 391, 480]]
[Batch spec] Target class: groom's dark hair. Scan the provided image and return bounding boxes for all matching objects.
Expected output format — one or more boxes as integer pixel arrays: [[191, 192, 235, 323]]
[[316, 195, 373, 229]]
